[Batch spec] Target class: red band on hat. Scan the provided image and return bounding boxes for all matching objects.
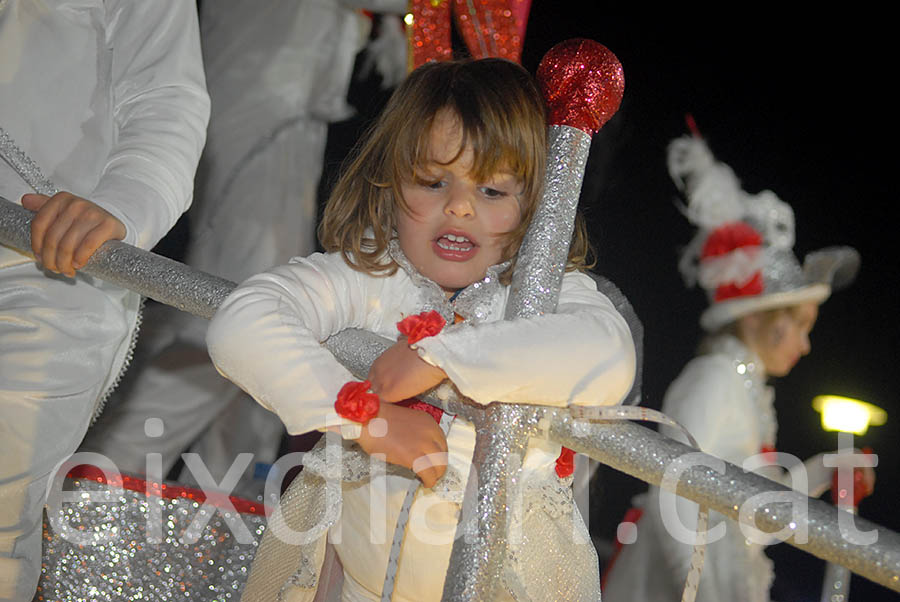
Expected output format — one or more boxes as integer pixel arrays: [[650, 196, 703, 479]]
[[714, 273, 764, 301]]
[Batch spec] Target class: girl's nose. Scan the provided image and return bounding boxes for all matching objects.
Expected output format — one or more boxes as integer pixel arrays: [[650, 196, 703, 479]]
[[444, 189, 475, 218]]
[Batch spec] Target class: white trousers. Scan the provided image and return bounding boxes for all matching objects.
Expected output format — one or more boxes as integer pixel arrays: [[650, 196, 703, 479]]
[[0, 262, 132, 601], [80, 304, 285, 495]]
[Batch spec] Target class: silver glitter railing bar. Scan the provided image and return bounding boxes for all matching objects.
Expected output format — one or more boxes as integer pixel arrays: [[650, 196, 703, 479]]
[[321, 327, 900, 594], [0, 196, 235, 318], [2, 197, 900, 592]]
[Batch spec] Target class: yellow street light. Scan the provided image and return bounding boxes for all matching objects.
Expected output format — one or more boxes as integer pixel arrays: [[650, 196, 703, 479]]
[[812, 395, 887, 436]]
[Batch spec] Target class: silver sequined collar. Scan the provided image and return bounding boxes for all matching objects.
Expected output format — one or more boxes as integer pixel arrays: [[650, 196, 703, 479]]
[[705, 334, 777, 447], [388, 239, 510, 326]]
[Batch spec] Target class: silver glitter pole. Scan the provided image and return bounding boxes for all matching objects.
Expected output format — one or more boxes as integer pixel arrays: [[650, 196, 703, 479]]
[[440, 124, 592, 601], [822, 559, 852, 602], [1, 197, 899, 593]]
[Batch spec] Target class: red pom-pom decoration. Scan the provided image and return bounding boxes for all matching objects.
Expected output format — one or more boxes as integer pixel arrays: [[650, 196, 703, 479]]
[[701, 221, 765, 301], [555, 447, 576, 478], [536, 38, 625, 134], [701, 222, 763, 258], [397, 310, 447, 344], [334, 380, 380, 424]]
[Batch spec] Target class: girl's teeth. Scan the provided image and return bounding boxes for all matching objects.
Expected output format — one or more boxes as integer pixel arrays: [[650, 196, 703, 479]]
[[437, 240, 470, 251], [437, 233, 473, 251]]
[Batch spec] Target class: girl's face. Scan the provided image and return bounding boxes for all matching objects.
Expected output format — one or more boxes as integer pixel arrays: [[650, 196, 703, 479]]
[[396, 111, 523, 293], [742, 302, 819, 377]]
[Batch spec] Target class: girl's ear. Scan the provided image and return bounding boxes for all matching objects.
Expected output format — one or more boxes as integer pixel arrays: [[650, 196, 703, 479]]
[[735, 312, 762, 345]]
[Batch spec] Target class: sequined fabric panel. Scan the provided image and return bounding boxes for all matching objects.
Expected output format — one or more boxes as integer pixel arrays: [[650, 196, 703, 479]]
[[37, 477, 266, 601]]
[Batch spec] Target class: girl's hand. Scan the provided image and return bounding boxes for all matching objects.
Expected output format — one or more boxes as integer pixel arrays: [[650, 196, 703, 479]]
[[22, 192, 126, 278], [357, 402, 448, 487], [368, 338, 447, 403]]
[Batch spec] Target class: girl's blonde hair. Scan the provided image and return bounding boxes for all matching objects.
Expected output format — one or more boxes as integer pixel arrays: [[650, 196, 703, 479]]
[[319, 58, 593, 281]]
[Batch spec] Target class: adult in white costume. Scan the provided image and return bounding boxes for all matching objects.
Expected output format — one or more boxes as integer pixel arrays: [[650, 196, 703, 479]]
[[0, 1, 209, 599], [82, 0, 408, 494], [602, 134, 865, 602]]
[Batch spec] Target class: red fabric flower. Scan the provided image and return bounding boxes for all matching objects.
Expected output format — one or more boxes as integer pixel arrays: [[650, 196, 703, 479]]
[[334, 380, 380, 424], [396, 310, 447, 344], [555, 447, 576, 478]]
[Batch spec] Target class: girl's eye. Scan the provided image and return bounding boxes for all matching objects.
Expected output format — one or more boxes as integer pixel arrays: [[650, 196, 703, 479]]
[[421, 179, 446, 190], [480, 187, 508, 199]]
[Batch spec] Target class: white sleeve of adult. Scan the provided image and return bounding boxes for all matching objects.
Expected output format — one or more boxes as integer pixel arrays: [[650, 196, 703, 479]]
[[415, 271, 636, 407], [206, 253, 380, 436], [88, 0, 210, 250]]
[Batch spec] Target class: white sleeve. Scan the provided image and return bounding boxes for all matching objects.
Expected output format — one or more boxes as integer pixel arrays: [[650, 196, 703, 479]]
[[414, 271, 636, 407], [206, 253, 380, 436], [88, 0, 210, 250]]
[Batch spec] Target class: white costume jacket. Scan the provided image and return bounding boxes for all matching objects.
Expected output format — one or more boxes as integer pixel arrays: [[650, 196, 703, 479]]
[[207, 246, 637, 601], [603, 335, 834, 602]]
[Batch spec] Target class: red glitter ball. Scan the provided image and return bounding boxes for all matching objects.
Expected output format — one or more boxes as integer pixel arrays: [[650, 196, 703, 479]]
[[537, 38, 625, 134]]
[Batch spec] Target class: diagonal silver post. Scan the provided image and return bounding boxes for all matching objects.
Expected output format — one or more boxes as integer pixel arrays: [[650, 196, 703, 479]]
[[439, 123, 592, 600]]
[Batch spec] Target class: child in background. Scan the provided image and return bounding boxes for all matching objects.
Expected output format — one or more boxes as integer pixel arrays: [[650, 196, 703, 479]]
[[207, 58, 636, 601], [603, 134, 872, 602]]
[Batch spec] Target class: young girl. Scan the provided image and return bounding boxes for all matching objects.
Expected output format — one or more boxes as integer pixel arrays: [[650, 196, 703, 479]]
[[206, 58, 636, 601], [603, 134, 872, 602]]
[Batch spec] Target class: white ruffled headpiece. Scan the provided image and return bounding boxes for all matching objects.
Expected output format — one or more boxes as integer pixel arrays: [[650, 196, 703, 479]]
[[668, 133, 858, 331]]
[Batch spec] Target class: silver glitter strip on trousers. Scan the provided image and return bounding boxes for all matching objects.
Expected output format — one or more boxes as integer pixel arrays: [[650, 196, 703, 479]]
[[2, 197, 899, 593], [0, 126, 58, 196]]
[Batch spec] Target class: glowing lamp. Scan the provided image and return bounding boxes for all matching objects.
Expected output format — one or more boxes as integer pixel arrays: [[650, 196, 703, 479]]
[[812, 395, 887, 435]]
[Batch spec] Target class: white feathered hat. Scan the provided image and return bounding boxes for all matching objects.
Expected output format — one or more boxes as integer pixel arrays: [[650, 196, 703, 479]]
[[669, 133, 859, 332]]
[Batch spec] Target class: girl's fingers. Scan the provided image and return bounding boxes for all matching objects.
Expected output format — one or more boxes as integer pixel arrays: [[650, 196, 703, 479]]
[[412, 451, 449, 487]]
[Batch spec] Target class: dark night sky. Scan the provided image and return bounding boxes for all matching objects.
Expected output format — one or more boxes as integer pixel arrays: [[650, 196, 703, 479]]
[[516, 16, 897, 601]]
